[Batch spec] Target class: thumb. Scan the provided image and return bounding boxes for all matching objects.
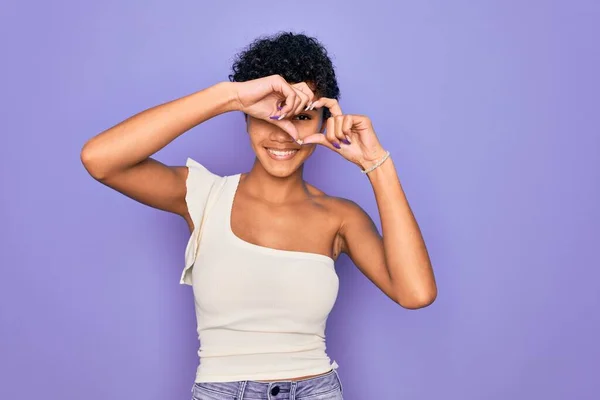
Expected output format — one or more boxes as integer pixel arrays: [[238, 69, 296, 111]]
[[301, 133, 333, 149]]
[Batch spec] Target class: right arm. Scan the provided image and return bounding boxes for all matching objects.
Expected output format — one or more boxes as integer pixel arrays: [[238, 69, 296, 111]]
[[80, 82, 239, 227]]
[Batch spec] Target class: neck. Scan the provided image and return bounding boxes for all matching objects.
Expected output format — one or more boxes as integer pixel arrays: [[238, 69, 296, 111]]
[[242, 159, 308, 204]]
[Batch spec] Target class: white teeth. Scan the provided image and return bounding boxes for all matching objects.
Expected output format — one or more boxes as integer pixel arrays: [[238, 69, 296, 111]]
[[267, 148, 297, 157]]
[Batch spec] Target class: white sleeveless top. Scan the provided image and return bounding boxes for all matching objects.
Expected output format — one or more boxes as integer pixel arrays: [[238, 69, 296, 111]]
[[180, 158, 340, 382]]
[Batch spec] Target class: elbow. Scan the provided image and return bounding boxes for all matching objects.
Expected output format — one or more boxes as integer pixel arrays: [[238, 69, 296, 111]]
[[395, 288, 437, 310], [80, 141, 108, 181]]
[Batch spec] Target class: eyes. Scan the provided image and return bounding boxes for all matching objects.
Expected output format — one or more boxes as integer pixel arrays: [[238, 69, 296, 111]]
[[293, 114, 312, 121]]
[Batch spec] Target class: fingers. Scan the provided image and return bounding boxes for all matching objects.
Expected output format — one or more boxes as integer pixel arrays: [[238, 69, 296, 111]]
[[301, 132, 331, 148], [308, 97, 342, 116], [291, 90, 304, 116], [326, 115, 352, 148], [325, 117, 341, 149], [291, 82, 315, 115], [303, 115, 354, 150], [270, 77, 316, 119], [340, 115, 353, 144], [270, 75, 297, 118]]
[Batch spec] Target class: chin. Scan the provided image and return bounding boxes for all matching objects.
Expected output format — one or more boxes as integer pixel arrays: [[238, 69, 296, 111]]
[[266, 168, 298, 178]]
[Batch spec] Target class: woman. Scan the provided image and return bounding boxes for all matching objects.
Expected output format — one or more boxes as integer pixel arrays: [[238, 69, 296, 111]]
[[81, 32, 437, 400]]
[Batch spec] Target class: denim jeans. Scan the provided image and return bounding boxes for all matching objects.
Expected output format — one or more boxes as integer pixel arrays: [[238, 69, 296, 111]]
[[191, 369, 344, 400]]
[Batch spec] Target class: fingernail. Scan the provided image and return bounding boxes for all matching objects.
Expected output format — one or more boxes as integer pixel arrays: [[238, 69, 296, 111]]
[[333, 142, 341, 149], [342, 139, 351, 145], [277, 113, 287, 120], [277, 105, 283, 110], [345, 135, 352, 144], [296, 138, 304, 145], [270, 115, 280, 120]]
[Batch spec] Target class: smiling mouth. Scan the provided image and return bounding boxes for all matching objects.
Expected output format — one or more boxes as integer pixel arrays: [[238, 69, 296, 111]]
[[265, 147, 299, 160]]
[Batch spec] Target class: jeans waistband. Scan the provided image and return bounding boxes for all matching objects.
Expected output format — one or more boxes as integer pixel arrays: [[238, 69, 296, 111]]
[[192, 368, 343, 399]]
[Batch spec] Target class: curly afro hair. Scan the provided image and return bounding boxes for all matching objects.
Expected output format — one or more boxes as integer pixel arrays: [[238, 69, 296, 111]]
[[229, 32, 340, 119]]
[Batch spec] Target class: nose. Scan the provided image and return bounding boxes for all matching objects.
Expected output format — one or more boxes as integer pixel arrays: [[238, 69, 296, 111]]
[[269, 126, 296, 143]]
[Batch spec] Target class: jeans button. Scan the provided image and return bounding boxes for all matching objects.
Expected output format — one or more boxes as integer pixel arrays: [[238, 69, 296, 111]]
[[270, 385, 280, 396]]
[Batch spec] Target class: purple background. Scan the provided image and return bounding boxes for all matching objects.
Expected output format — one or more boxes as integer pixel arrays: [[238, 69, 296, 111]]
[[1, 1, 599, 399]]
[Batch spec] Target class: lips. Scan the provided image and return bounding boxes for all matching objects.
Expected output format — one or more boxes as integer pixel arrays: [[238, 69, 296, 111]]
[[265, 147, 299, 161]]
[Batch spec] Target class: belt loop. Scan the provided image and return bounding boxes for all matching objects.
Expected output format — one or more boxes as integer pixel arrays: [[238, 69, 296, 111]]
[[237, 381, 247, 400], [290, 380, 297, 399]]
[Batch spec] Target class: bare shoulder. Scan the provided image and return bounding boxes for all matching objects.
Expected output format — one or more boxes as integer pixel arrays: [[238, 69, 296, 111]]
[[306, 185, 381, 262], [304, 182, 371, 226]]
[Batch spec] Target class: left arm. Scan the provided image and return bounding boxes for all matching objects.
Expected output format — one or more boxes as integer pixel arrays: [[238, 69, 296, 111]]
[[342, 155, 437, 309], [303, 97, 437, 309]]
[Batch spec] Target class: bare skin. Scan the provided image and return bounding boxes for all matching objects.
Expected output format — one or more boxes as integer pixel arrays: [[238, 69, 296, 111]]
[[256, 369, 332, 382], [232, 172, 345, 262], [81, 75, 437, 381]]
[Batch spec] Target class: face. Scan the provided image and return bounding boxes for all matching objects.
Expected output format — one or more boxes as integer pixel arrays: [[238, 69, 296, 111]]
[[245, 107, 323, 178]]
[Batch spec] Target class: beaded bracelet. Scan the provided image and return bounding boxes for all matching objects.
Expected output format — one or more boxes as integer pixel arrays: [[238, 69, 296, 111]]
[[361, 150, 391, 174]]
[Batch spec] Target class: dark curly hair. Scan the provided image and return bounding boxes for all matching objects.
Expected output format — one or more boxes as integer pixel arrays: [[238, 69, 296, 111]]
[[229, 32, 340, 119]]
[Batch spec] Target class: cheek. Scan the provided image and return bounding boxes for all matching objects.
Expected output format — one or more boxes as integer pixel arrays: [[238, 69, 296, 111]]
[[295, 119, 321, 134], [246, 120, 270, 142], [303, 146, 316, 158]]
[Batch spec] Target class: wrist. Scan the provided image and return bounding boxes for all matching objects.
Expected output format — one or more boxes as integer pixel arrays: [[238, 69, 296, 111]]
[[358, 147, 388, 171], [212, 81, 241, 113]]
